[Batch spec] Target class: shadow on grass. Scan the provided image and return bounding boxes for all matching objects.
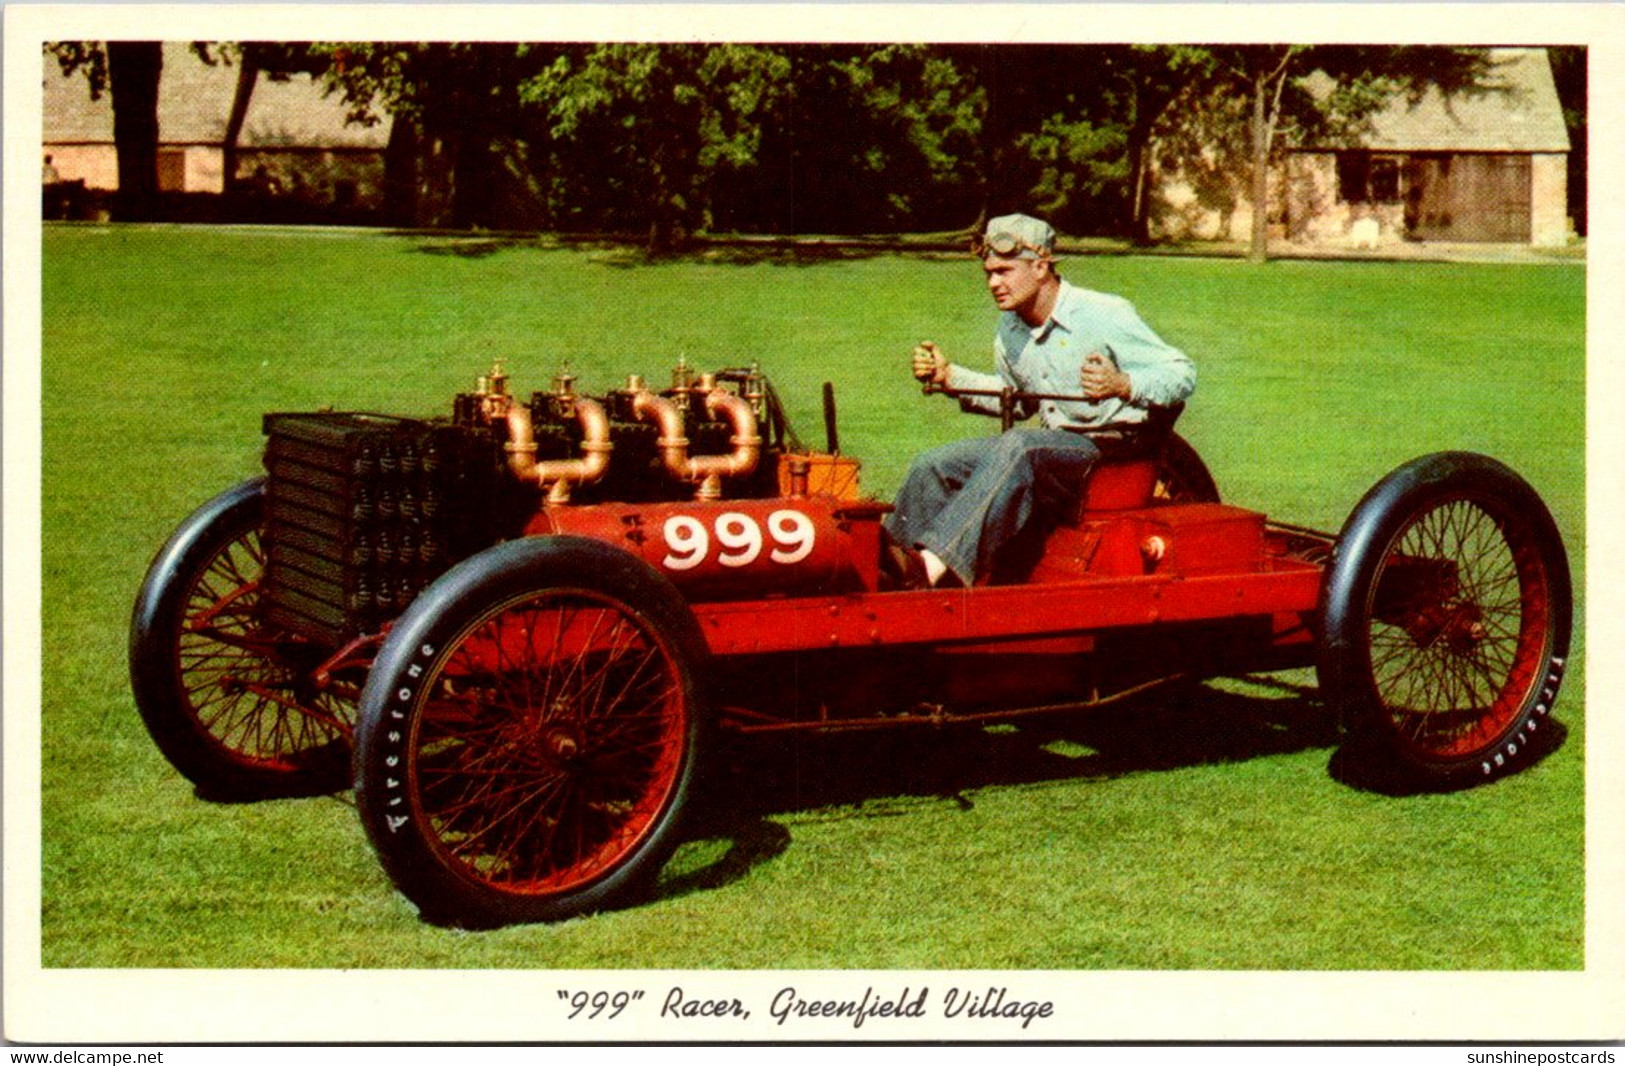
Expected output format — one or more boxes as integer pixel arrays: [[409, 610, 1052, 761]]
[[189, 744, 352, 803], [408, 235, 542, 259], [717, 674, 1337, 820], [655, 819, 794, 904], [653, 676, 1335, 902], [657, 676, 1573, 903], [399, 231, 956, 267], [557, 239, 903, 270], [392, 230, 1578, 268]]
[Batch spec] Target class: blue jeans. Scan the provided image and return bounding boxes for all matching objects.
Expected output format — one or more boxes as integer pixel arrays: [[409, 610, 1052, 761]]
[[885, 428, 1102, 584]]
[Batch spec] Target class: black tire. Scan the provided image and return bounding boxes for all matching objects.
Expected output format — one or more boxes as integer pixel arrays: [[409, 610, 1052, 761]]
[[129, 478, 353, 798], [1318, 452, 1571, 785], [354, 535, 709, 927], [1154, 433, 1220, 504]]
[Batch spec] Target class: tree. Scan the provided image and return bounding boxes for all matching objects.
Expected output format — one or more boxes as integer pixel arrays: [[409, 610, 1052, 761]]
[[1014, 45, 1219, 242], [1228, 47, 1305, 262], [47, 41, 163, 221], [311, 43, 562, 229], [519, 44, 793, 251], [189, 43, 328, 196], [947, 45, 1144, 235], [1546, 45, 1586, 236]]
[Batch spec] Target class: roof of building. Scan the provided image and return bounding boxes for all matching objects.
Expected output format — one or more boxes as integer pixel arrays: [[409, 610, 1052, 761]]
[[43, 42, 390, 148], [1303, 48, 1570, 154]]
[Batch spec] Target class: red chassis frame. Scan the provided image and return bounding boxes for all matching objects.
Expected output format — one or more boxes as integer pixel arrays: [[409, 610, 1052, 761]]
[[288, 490, 1330, 738], [693, 522, 1323, 656], [289, 428, 1333, 733], [687, 505, 1328, 731]]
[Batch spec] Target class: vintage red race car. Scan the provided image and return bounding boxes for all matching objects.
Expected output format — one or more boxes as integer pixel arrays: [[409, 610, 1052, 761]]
[[129, 360, 1572, 927]]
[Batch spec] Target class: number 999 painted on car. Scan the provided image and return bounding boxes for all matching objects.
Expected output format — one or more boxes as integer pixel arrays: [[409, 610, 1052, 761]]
[[532, 497, 886, 601], [661, 510, 817, 570]]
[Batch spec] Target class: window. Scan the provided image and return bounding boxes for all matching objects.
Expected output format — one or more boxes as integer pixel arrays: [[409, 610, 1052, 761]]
[[157, 149, 187, 192], [1337, 151, 1405, 204], [1337, 152, 1370, 203], [1368, 156, 1401, 202]]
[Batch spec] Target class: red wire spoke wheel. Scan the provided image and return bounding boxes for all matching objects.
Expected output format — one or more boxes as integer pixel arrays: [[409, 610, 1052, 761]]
[[415, 591, 687, 894], [356, 536, 707, 927], [1319, 453, 1571, 785], [130, 479, 353, 797]]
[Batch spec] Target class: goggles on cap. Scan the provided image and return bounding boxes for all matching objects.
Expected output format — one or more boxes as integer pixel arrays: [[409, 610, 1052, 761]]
[[971, 232, 1051, 260]]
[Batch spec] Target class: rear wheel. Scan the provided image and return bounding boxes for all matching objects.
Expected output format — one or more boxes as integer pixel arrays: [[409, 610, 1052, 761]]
[[1319, 453, 1570, 784], [354, 536, 707, 926], [1153, 433, 1219, 503], [129, 479, 353, 797]]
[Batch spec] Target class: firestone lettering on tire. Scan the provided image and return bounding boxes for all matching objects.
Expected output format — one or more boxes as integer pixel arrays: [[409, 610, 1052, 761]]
[[1320, 454, 1572, 786], [1481, 657, 1565, 776], [379, 642, 437, 832]]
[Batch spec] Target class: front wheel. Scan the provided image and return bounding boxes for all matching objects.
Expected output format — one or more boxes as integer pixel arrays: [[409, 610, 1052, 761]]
[[129, 478, 353, 798], [354, 536, 708, 927], [1318, 453, 1571, 785]]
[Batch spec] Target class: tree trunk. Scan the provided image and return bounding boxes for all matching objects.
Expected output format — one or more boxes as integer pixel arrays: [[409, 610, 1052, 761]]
[[221, 49, 260, 195], [108, 42, 163, 222], [1248, 71, 1270, 263], [411, 44, 459, 229], [493, 137, 552, 228], [383, 118, 419, 228], [452, 124, 489, 229], [415, 131, 458, 228], [644, 142, 688, 255], [1127, 126, 1154, 245]]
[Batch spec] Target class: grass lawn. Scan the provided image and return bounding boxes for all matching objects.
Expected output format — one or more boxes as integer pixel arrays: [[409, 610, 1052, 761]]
[[35, 224, 1585, 971]]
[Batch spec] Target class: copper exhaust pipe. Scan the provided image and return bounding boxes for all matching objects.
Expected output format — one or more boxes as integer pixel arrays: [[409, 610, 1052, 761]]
[[504, 398, 613, 505], [688, 387, 763, 499], [631, 382, 762, 500]]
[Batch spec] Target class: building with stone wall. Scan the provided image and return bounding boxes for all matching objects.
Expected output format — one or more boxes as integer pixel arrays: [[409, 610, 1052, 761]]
[[43, 43, 391, 217], [1153, 48, 1572, 249]]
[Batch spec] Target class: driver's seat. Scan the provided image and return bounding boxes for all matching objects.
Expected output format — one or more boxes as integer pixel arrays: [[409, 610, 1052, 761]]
[[1073, 402, 1183, 513]]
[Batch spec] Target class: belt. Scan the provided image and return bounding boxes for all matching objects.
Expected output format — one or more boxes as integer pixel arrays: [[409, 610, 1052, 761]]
[[1061, 424, 1141, 442]]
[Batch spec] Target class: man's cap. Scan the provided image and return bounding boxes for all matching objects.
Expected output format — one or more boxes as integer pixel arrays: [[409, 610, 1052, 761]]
[[977, 213, 1057, 260]]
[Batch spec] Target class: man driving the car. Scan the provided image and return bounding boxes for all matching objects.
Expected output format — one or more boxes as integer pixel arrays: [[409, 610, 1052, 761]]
[[884, 213, 1195, 588]]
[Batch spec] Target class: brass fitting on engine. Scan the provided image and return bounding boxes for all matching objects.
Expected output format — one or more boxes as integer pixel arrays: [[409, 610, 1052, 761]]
[[631, 388, 690, 479], [742, 361, 767, 419], [551, 369, 578, 418], [691, 386, 763, 500], [670, 356, 695, 394], [476, 359, 513, 422], [787, 455, 811, 498]]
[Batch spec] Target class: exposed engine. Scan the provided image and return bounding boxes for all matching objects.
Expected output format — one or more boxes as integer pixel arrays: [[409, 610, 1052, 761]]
[[259, 360, 864, 646]]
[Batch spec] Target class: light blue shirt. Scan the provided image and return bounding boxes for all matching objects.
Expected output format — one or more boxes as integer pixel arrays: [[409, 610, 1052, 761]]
[[946, 279, 1195, 430]]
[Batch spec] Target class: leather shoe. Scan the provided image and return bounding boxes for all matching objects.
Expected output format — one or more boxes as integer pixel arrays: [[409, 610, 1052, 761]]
[[882, 541, 932, 590]]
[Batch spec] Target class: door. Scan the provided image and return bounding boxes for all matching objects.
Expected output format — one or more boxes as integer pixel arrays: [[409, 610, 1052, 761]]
[[1405, 154, 1531, 243]]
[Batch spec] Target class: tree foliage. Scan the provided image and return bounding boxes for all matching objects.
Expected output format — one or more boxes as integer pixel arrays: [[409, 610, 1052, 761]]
[[1545, 45, 1587, 235], [309, 43, 564, 228], [518, 44, 792, 249], [45, 41, 1525, 250]]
